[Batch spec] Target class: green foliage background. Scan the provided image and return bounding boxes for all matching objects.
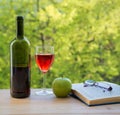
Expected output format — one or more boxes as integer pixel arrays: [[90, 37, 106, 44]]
[[0, 0, 120, 88]]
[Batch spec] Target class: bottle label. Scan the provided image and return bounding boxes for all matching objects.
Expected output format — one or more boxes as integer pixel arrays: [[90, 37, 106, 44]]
[[12, 66, 30, 93]]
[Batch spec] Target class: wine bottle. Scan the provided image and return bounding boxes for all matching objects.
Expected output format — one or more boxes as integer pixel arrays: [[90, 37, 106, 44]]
[[10, 16, 31, 98]]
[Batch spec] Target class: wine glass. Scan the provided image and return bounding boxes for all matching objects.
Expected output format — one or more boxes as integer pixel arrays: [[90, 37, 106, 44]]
[[35, 45, 54, 95]]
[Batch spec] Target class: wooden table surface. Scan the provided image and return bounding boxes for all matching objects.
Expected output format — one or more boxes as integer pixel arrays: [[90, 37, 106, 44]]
[[0, 89, 120, 115]]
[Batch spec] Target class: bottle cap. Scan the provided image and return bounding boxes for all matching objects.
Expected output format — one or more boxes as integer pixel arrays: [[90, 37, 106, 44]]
[[17, 16, 24, 20]]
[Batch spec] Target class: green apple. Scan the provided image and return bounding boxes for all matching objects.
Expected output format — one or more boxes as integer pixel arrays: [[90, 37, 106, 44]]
[[52, 77, 72, 98]]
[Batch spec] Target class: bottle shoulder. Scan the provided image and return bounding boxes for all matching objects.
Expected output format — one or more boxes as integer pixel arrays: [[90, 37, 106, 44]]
[[24, 37, 30, 46], [10, 37, 30, 46]]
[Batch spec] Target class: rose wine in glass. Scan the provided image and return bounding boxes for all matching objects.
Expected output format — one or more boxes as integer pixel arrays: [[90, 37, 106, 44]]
[[35, 46, 54, 95], [36, 54, 54, 73]]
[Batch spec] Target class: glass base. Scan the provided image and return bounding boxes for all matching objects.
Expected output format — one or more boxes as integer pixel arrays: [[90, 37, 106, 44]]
[[35, 89, 53, 96]]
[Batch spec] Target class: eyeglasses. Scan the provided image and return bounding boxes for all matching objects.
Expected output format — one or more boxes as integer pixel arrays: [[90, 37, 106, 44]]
[[84, 80, 112, 92]]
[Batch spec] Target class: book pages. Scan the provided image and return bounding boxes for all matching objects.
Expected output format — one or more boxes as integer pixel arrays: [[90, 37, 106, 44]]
[[72, 82, 120, 100]]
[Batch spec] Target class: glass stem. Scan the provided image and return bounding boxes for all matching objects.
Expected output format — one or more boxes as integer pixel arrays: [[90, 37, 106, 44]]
[[42, 72, 46, 92]]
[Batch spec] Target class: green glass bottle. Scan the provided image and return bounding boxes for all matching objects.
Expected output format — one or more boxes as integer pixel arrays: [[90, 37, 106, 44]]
[[10, 16, 31, 98]]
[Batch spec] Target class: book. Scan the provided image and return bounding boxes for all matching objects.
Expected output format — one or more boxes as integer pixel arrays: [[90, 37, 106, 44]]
[[71, 81, 120, 106]]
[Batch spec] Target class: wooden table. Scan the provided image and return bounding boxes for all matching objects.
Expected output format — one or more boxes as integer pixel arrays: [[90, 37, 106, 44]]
[[0, 89, 120, 115]]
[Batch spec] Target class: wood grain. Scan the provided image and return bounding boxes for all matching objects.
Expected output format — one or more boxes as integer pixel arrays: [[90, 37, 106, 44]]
[[0, 89, 120, 115]]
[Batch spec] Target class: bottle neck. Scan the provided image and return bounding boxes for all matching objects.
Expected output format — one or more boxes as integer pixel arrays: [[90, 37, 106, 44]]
[[16, 18, 24, 39]]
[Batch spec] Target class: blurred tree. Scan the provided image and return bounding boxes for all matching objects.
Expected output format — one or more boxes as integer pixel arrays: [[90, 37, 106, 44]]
[[0, 0, 120, 88]]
